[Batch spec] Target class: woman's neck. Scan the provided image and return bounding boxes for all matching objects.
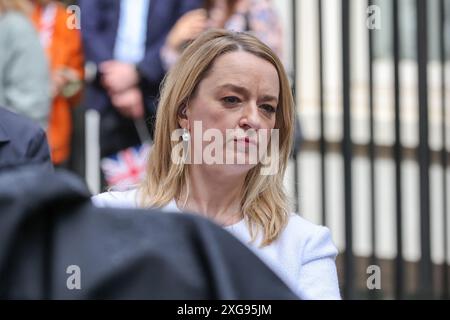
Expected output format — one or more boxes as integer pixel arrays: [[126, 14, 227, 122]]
[[177, 166, 246, 226]]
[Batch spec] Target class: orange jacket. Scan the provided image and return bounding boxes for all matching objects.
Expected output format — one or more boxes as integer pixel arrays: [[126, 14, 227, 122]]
[[31, 2, 84, 164]]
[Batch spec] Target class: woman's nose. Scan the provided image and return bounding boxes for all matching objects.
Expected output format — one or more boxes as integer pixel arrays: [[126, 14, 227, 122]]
[[239, 103, 261, 130]]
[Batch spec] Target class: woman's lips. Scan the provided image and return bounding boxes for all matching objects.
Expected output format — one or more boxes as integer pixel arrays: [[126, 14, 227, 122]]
[[234, 137, 257, 146]]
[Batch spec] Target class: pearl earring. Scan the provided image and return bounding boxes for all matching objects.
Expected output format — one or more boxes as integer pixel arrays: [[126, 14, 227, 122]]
[[182, 129, 190, 142]]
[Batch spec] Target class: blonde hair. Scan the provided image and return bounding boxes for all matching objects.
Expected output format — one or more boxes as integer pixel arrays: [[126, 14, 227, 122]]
[[140, 29, 295, 246], [0, 0, 32, 14]]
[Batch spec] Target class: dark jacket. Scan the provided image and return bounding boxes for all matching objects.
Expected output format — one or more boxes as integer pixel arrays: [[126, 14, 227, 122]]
[[0, 168, 298, 299], [0, 107, 52, 172]]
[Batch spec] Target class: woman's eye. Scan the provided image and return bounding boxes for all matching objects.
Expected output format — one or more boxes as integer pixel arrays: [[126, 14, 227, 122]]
[[222, 96, 241, 105], [260, 104, 276, 114]]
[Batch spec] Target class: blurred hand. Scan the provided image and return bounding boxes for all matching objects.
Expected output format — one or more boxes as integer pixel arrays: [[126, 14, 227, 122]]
[[233, 0, 251, 14], [207, 0, 250, 28], [207, 0, 228, 28], [165, 9, 208, 50], [110, 87, 144, 119], [51, 71, 69, 97], [51, 68, 82, 98], [100, 61, 139, 93]]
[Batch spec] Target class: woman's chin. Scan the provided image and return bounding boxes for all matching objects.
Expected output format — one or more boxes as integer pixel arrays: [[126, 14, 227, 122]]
[[197, 162, 256, 177], [221, 162, 257, 176]]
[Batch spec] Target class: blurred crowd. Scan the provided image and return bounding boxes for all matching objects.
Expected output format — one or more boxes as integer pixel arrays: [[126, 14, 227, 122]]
[[0, 0, 284, 185]]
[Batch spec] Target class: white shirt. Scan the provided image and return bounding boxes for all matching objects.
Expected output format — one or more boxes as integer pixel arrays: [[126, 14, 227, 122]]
[[92, 189, 341, 300], [114, 0, 150, 63]]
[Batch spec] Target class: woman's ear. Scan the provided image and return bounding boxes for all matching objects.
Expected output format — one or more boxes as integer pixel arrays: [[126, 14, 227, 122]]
[[177, 103, 189, 129]]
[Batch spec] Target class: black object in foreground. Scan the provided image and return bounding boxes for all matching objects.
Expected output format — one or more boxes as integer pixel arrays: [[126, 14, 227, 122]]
[[0, 168, 298, 300]]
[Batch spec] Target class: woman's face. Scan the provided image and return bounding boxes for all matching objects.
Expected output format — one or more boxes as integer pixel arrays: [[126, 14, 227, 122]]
[[180, 51, 280, 177]]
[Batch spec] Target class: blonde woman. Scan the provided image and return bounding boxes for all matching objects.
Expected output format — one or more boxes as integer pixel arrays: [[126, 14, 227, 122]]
[[93, 29, 341, 300]]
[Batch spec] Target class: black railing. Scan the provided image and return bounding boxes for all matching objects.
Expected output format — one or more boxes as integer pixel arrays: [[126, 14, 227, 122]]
[[291, 0, 449, 299], [392, 0, 404, 300], [341, 0, 355, 300], [439, 0, 449, 301]]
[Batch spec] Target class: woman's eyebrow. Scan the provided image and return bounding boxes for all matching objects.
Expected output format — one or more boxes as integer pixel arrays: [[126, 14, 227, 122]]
[[259, 95, 278, 104], [216, 83, 249, 96], [216, 84, 278, 103]]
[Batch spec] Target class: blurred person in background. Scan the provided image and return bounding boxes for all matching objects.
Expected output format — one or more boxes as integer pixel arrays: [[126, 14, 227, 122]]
[[0, 0, 50, 129], [30, 0, 84, 166], [0, 106, 52, 172], [78, 0, 202, 160], [161, 0, 284, 70]]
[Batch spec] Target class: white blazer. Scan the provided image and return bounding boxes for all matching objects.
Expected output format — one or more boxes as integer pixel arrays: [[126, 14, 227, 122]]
[[92, 189, 342, 300]]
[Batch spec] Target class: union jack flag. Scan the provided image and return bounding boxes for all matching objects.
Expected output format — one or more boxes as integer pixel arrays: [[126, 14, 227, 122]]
[[101, 143, 152, 190]]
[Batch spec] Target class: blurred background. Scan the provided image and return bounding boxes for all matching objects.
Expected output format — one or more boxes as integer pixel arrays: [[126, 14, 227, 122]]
[[1, 0, 449, 300], [277, 0, 450, 300]]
